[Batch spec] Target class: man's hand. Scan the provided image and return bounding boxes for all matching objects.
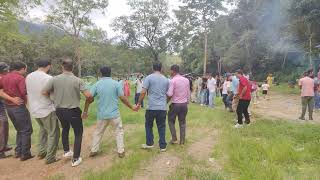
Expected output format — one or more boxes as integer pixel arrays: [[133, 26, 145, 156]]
[[133, 104, 141, 112], [11, 97, 24, 105], [82, 111, 89, 120]]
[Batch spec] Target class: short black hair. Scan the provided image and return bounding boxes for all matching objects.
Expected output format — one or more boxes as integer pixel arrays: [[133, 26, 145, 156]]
[[0, 62, 9, 73], [100, 66, 111, 77], [153, 61, 162, 71], [37, 58, 51, 68], [10, 62, 26, 71], [235, 69, 243, 75], [170, 64, 180, 73], [62, 58, 73, 71]]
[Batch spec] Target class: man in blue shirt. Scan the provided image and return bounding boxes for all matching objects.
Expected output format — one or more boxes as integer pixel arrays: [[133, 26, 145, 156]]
[[231, 74, 240, 112], [136, 62, 169, 152], [83, 66, 136, 158]]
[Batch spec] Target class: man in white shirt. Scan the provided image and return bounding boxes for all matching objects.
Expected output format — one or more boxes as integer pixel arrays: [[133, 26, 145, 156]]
[[26, 59, 60, 164], [134, 75, 144, 108], [207, 73, 217, 108]]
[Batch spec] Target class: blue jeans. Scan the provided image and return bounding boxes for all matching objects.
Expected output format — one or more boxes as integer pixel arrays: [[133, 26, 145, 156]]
[[208, 92, 215, 107], [200, 89, 208, 105], [145, 110, 167, 149]]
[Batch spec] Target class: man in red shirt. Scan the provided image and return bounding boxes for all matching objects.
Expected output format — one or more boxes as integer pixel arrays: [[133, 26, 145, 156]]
[[0, 62, 33, 161], [235, 70, 251, 128]]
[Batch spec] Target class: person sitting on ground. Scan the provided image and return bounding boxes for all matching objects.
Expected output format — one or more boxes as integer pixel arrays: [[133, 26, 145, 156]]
[[298, 72, 315, 121], [136, 62, 169, 152], [0, 62, 34, 161], [42, 58, 92, 167], [26, 59, 60, 165], [167, 65, 190, 145], [261, 81, 270, 100], [83, 66, 137, 158]]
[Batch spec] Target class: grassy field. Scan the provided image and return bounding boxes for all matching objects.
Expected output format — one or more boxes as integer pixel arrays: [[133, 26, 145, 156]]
[[271, 83, 300, 95], [7, 85, 320, 180]]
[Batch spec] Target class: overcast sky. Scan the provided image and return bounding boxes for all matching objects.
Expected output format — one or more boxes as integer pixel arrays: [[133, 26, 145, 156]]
[[27, 0, 232, 38]]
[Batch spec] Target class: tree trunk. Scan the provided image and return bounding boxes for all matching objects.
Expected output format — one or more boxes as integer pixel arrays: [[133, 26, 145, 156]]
[[73, 37, 81, 77], [203, 31, 208, 75], [309, 33, 313, 68]]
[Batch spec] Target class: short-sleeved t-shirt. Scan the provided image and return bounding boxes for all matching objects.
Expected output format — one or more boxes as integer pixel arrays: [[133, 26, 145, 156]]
[[43, 72, 87, 109], [299, 77, 314, 97], [238, 76, 251, 100], [90, 77, 124, 120], [207, 78, 216, 92], [26, 71, 55, 118], [262, 84, 270, 91], [136, 79, 143, 93], [231, 76, 239, 94], [143, 73, 169, 111]]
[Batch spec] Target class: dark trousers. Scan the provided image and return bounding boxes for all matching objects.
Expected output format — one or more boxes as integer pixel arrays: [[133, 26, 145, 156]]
[[222, 94, 229, 108], [0, 102, 9, 154], [134, 93, 144, 107], [237, 100, 251, 124], [168, 103, 188, 144], [56, 108, 83, 159], [6, 105, 33, 156], [145, 110, 167, 149]]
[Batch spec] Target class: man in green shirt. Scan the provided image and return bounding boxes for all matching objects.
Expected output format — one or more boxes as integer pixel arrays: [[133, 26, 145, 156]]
[[43, 58, 91, 167], [83, 66, 137, 158]]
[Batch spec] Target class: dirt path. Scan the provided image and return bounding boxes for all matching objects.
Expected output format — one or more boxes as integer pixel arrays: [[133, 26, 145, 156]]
[[133, 128, 220, 180], [0, 124, 139, 180], [252, 91, 320, 123]]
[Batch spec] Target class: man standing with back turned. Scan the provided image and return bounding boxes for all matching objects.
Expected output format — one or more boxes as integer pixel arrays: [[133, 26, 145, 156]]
[[0, 62, 33, 161], [299, 72, 315, 121], [26, 59, 60, 164], [167, 65, 190, 145], [43, 58, 91, 167], [136, 62, 169, 152]]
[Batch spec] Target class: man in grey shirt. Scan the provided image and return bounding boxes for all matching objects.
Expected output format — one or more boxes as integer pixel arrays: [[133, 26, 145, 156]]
[[43, 58, 91, 167], [136, 62, 169, 151]]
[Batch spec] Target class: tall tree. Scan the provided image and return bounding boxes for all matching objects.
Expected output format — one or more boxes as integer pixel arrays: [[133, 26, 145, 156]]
[[46, 0, 108, 77], [179, 0, 225, 74], [112, 0, 172, 62]]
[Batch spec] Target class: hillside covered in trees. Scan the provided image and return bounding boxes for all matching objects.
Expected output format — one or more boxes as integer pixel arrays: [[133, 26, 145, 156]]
[[0, 0, 320, 81]]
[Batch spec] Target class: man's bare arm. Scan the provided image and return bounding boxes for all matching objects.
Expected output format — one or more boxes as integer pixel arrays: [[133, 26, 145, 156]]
[[0, 90, 23, 105], [137, 89, 147, 106], [119, 96, 135, 110]]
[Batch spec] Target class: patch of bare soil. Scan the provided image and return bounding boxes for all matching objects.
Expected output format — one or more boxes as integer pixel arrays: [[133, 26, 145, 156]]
[[0, 124, 138, 180], [252, 91, 320, 123], [133, 153, 181, 180]]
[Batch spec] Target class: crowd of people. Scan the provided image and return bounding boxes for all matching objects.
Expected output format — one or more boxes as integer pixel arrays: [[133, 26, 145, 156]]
[[0, 57, 319, 169], [0, 59, 190, 168]]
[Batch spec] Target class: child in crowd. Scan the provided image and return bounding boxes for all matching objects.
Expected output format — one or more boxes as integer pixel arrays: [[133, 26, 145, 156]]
[[261, 81, 270, 99], [251, 81, 259, 104]]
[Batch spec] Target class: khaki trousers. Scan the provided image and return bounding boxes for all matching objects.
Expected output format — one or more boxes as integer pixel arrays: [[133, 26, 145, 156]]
[[91, 117, 125, 153]]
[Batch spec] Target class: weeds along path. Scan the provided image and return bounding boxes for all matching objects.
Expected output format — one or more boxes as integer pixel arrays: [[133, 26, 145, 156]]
[[133, 127, 220, 180], [252, 91, 320, 123], [0, 124, 139, 180]]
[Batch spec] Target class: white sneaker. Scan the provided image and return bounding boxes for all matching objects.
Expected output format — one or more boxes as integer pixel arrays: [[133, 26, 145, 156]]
[[141, 144, 154, 149], [63, 151, 74, 158], [160, 148, 167, 152], [71, 157, 82, 167], [234, 123, 243, 128]]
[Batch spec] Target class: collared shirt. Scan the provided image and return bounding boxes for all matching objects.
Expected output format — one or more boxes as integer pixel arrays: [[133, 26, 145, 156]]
[[222, 81, 231, 95], [299, 77, 314, 97], [43, 72, 87, 109], [90, 77, 124, 120], [26, 70, 55, 118], [167, 74, 190, 104], [0, 72, 27, 105], [135, 79, 143, 93], [207, 78, 216, 93], [238, 76, 251, 100], [143, 73, 169, 111], [231, 76, 239, 94]]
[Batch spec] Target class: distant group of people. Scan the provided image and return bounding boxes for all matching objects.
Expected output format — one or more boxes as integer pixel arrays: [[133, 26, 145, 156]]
[[0, 59, 191, 168], [192, 70, 263, 128]]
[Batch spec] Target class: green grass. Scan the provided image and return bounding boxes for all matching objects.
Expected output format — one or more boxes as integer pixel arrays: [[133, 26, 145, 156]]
[[6, 87, 320, 180], [272, 83, 300, 95]]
